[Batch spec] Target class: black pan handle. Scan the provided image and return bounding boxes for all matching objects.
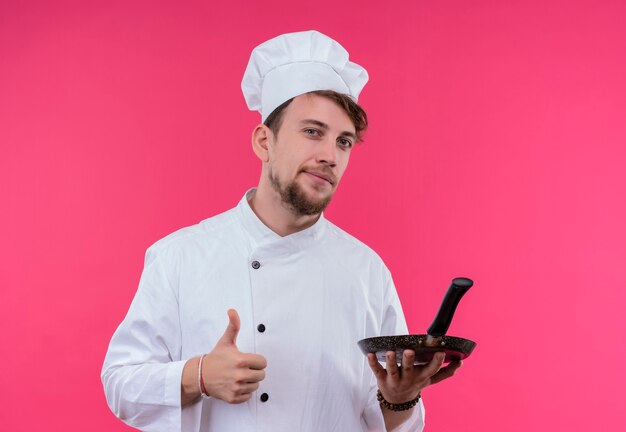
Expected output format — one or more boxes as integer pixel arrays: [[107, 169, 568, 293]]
[[427, 277, 473, 337]]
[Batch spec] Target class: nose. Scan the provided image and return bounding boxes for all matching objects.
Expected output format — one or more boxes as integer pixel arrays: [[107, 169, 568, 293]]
[[316, 136, 337, 167]]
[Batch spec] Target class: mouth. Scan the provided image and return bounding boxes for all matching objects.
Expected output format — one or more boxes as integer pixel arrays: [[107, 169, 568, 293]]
[[303, 170, 335, 185]]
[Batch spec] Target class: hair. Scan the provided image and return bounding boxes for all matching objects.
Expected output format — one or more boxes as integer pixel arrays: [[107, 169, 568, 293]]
[[263, 90, 368, 142]]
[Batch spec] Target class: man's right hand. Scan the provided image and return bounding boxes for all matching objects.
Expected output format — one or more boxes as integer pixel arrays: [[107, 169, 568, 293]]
[[200, 309, 267, 404]]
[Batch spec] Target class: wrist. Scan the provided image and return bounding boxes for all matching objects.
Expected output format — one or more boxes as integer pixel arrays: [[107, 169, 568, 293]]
[[181, 357, 202, 406], [198, 354, 211, 399], [377, 389, 421, 411]]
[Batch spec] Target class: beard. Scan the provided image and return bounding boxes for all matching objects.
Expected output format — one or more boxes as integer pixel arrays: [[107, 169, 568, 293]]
[[269, 168, 334, 216]]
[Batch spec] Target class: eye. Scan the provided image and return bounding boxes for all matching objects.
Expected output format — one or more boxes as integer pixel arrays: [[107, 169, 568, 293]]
[[304, 128, 320, 136], [338, 138, 354, 149]]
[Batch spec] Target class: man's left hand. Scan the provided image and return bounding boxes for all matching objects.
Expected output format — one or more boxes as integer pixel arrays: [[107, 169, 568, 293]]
[[367, 350, 462, 403]]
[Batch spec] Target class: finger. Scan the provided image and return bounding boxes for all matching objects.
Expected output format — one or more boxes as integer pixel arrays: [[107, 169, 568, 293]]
[[367, 353, 387, 380], [241, 353, 267, 370], [243, 369, 266, 383], [386, 351, 400, 379], [430, 359, 462, 385], [229, 393, 252, 404], [421, 351, 445, 378], [236, 381, 260, 395], [401, 349, 416, 374], [218, 309, 240, 346]]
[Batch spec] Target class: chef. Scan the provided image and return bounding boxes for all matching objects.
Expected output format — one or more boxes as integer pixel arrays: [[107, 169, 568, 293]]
[[102, 30, 462, 432]]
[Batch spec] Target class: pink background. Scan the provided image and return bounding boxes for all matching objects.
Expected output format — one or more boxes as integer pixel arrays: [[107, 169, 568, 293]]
[[2, 0, 625, 430]]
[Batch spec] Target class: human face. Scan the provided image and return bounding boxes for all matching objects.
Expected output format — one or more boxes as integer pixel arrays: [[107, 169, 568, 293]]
[[267, 93, 357, 216]]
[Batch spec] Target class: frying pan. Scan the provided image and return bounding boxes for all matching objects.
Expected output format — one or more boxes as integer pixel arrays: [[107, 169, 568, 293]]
[[358, 277, 476, 365]]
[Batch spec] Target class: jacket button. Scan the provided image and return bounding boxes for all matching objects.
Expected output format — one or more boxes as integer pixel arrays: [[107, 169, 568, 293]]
[[260, 393, 269, 402], [257, 324, 266, 333], [251, 260, 261, 269]]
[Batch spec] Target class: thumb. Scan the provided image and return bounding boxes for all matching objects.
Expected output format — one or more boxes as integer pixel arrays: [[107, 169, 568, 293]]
[[217, 308, 240, 346]]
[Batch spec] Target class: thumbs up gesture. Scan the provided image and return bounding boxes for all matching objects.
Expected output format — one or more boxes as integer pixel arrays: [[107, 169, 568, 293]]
[[201, 309, 267, 404]]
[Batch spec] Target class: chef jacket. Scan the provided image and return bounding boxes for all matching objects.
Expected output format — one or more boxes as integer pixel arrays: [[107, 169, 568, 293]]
[[102, 189, 425, 431]]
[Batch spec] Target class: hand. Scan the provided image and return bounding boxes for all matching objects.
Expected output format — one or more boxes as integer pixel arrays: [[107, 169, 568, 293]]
[[367, 350, 462, 403], [201, 309, 267, 404]]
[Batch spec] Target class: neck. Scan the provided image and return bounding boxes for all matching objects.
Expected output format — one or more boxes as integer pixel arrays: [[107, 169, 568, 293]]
[[249, 182, 321, 237]]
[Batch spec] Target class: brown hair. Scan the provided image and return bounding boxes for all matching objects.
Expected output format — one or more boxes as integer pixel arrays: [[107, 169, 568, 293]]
[[264, 90, 368, 142]]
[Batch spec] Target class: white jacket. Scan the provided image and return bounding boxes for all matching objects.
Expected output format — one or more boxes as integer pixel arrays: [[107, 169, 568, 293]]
[[102, 190, 424, 431]]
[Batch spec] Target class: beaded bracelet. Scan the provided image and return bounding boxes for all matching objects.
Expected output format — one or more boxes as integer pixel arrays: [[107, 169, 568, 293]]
[[377, 389, 420, 411], [198, 354, 211, 399]]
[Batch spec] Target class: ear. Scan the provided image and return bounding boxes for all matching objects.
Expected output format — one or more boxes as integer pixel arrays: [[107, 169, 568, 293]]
[[252, 124, 272, 163]]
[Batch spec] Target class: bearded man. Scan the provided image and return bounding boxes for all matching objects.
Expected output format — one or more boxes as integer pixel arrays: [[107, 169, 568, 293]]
[[102, 30, 461, 432]]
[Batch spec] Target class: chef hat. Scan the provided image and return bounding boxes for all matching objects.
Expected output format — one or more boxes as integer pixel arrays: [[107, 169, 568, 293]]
[[241, 30, 369, 122]]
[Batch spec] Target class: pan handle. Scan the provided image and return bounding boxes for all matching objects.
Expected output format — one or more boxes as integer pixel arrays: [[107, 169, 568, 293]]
[[426, 277, 473, 337]]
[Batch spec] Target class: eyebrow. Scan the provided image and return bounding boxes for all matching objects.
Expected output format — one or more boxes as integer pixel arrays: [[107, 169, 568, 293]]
[[300, 119, 357, 140]]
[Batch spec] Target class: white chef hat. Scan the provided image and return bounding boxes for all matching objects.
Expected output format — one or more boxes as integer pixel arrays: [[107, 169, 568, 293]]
[[241, 30, 369, 122]]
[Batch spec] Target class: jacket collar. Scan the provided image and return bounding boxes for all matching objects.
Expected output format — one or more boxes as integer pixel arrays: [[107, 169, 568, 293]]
[[236, 188, 328, 255]]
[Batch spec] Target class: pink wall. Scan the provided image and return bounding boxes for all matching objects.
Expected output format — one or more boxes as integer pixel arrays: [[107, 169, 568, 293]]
[[2, 0, 625, 430]]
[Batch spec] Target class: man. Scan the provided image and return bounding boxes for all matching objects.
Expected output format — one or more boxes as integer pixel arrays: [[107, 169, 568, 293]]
[[102, 30, 461, 432]]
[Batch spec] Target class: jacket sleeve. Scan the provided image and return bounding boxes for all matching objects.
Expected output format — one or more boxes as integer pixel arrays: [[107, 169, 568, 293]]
[[362, 267, 426, 432], [101, 244, 189, 432]]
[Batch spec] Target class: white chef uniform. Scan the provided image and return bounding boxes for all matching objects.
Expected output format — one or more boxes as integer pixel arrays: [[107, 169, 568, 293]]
[[102, 189, 425, 431]]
